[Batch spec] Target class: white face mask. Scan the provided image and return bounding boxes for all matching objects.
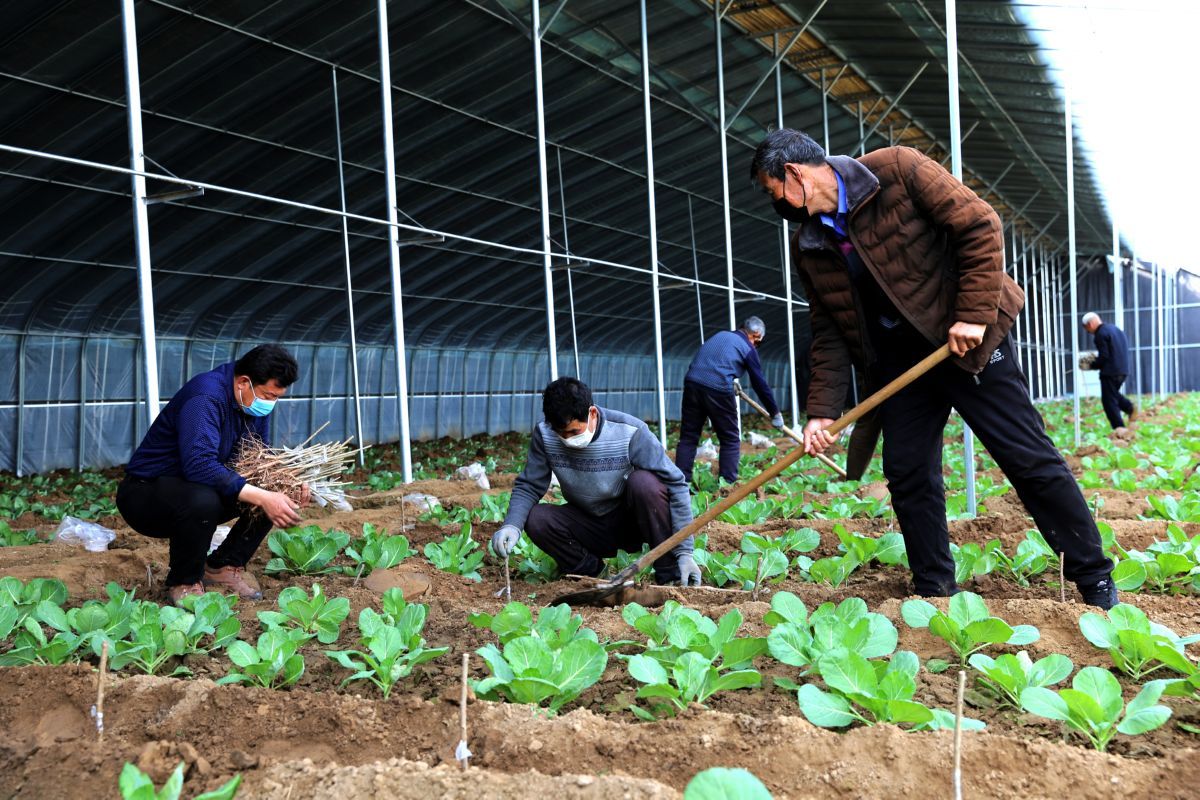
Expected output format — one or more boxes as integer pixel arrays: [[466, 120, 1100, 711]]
[[560, 409, 596, 449]]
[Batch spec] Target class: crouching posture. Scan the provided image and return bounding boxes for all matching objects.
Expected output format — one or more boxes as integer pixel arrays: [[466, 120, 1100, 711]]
[[117, 345, 306, 604], [491, 378, 700, 585]]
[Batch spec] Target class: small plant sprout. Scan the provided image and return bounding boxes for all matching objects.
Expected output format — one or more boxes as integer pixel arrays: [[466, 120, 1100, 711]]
[[1020, 667, 1172, 751], [257, 584, 350, 644], [424, 522, 485, 581], [265, 525, 350, 576], [1078, 603, 1199, 679], [901, 591, 1039, 664], [967, 651, 1073, 709], [118, 761, 241, 800], [325, 606, 448, 699]]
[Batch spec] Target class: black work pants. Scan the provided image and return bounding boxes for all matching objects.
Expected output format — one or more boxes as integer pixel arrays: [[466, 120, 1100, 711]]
[[675, 381, 741, 483], [1099, 374, 1134, 429], [116, 475, 273, 586], [524, 470, 681, 583], [876, 336, 1112, 594]]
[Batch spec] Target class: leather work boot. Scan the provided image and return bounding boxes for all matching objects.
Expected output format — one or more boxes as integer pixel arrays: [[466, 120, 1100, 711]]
[[203, 565, 263, 600], [167, 582, 205, 606]]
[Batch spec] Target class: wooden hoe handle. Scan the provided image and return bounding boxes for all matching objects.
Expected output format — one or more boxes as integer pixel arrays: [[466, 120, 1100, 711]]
[[612, 344, 952, 585], [734, 383, 846, 478]]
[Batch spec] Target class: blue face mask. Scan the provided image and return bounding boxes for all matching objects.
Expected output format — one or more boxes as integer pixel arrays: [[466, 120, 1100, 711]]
[[239, 381, 276, 417]]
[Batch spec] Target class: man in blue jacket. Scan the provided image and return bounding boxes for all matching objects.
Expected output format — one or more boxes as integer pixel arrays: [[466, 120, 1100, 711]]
[[490, 377, 700, 586], [1083, 312, 1135, 430], [674, 316, 783, 486], [117, 345, 304, 604]]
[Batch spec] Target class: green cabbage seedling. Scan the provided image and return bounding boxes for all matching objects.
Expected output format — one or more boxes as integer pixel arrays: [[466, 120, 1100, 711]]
[[626, 650, 761, 720], [683, 767, 772, 800], [219, 628, 308, 689], [0, 576, 68, 629], [967, 651, 1073, 709], [326, 606, 448, 698], [622, 601, 767, 670], [473, 635, 607, 714], [118, 761, 241, 800], [511, 534, 558, 583], [469, 601, 599, 650], [805, 553, 861, 587], [423, 522, 484, 581], [1020, 666, 1172, 751], [1078, 603, 1199, 679], [835, 525, 906, 567], [765, 593, 897, 684], [901, 591, 1039, 664], [258, 583, 349, 644], [344, 523, 415, 575], [795, 650, 985, 731], [265, 525, 350, 576]]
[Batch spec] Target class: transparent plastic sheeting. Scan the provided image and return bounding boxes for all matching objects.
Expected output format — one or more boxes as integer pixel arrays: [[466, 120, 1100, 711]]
[[0, 336, 794, 475]]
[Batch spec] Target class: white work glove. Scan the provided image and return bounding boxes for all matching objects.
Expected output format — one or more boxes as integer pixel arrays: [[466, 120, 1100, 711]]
[[491, 525, 520, 559], [676, 553, 702, 587], [770, 413, 784, 429]]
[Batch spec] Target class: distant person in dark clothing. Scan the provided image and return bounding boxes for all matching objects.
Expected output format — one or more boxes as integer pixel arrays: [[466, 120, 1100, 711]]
[[1082, 312, 1135, 429], [674, 316, 783, 485], [117, 345, 306, 604]]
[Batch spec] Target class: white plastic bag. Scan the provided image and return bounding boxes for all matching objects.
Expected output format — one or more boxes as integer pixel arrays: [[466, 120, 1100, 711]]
[[696, 439, 719, 460], [208, 525, 232, 554], [53, 516, 116, 552], [748, 432, 774, 449], [402, 493, 440, 513], [453, 462, 490, 490]]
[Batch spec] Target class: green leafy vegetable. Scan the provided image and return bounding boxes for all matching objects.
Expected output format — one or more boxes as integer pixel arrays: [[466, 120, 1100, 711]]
[[1020, 666, 1172, 751], [326, 605, 448, 698], [423, 522, 485, 581], [257, 584, 349, 644], [265, 525, 350, 576], [901, 591, 1039, 664]]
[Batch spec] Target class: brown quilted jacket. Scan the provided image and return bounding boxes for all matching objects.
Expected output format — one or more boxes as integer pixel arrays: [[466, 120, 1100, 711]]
[[792, 146, 1025, 420]]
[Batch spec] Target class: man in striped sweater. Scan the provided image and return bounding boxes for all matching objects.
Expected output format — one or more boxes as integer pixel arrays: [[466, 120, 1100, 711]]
[[491, 378, 701, 585], [674, 316, 783, 485]]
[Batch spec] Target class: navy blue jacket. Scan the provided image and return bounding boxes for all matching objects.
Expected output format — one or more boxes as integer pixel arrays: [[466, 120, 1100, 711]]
[[684, 330, 779, 416], [126, 362, 270, 497], [1092, 323, 1130, 376]]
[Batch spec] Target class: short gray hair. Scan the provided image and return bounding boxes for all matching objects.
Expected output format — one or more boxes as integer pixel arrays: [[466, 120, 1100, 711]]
[[1081, 312, 1101, 327], [741, 316, 766, 337]]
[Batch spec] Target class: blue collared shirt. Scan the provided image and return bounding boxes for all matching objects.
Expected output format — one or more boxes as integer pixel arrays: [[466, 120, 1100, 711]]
[[818, 168, 849, 239]]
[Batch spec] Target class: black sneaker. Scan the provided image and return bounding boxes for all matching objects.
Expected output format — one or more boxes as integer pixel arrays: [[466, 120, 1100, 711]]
[[1079, 578, 1118, 610]]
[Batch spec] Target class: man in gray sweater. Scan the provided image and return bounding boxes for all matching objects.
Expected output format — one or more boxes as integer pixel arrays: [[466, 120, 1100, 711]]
[[491, 377, 701, 585]]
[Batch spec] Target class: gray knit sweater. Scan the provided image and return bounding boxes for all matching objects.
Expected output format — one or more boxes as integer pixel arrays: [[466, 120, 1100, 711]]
[[502, 407, 694, 555]]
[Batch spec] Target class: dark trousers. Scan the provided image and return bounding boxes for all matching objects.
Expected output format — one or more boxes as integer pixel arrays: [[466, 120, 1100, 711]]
[[876, 336, 1112, 594], [116, 475, 273, 586], [675, 381, 741, 483], [525, 470, 681, 583], [1099, 374, 1134, 429]]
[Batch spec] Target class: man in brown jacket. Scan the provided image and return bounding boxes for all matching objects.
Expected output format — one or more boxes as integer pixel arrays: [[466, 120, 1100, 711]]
[[750, 128, 1115, 608]]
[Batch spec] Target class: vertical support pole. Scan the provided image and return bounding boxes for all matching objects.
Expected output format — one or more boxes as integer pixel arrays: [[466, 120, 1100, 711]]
[[555, 147, 581, 377], [15, 334, 25, 476], [332, 68, 365, 462], [857, 101, 865, 156], [78, 337, 88, 471], [821, 67, 830, 152], [376, 0, 413, 482], [1156, 263, 1165, 400], [945, 0, 975, 515], [1112, 216, 1122, 332], [714, 0, 736, 330], [1132, 254, 1141, 397], [775, 37, 801, 428], [687, 195, 705, 342], [531, 0, 560, 380], [1064, 81, 1081, 446], [120, 0, 160, 430], [640, 0, 667, 447], [1172, 271, 1180, 394]]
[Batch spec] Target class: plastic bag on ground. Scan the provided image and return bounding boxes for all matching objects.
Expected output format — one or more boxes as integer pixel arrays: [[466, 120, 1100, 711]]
[[53, 516, 116, 552], [696, 439, 719, 460], [208, 525, 232, 554], [453, 462, 490, 490], [402, 493, 440, 513], [748, 432, 774, 449]]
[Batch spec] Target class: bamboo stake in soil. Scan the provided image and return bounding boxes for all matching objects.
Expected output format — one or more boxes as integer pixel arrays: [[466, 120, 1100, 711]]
[[1059, 553, 1066, 603], [953, 669, 966, 800], [456, 653, 471, 771], [92, 641, 109, 740]]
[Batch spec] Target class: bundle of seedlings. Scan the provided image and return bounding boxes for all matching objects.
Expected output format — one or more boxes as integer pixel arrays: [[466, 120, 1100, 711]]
[[1078, 352, 1099, 370], [233, 425, 360, 512]]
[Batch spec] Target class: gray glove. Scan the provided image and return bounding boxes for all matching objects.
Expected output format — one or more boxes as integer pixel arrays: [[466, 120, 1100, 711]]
[[491, 525, 520, 558], [676, 553, 702, 587], [770, 413, 784, 429]]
